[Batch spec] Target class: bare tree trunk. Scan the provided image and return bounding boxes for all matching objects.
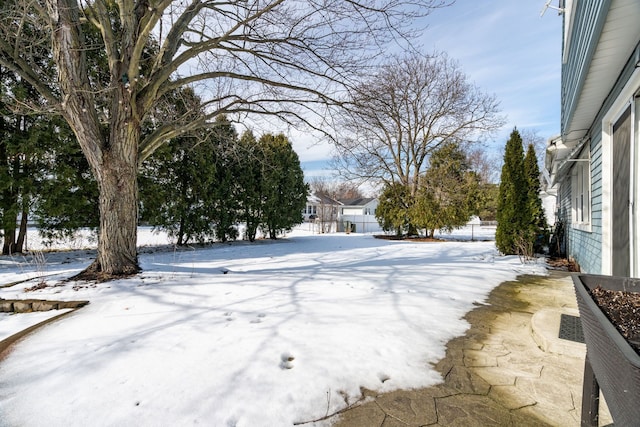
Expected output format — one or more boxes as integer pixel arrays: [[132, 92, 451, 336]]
[[2, 189, 17, 255], [2, 228, 16, 255], [76, 126, 140, 279], [79, 156, 139, 278], [15, 209, 28, 253]]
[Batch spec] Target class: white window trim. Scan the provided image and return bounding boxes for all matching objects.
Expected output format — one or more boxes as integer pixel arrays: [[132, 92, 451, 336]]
[[570, 149, 591, 231], [600, 67, 640, 275]]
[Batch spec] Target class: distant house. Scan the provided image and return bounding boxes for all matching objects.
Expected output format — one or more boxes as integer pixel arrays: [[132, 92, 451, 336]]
[[337, 198, 381, 233], [545, 1, 640, 276], [542, 135, 566, 226], [304, 193, 342, 233], [302, 194, 382, 233]]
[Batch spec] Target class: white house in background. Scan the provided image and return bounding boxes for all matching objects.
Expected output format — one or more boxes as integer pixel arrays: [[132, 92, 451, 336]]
[[303, 194, 382, 233], [337, 198, 381, 233], [303, 193, 342, 233], [542, 134, 567, 226]]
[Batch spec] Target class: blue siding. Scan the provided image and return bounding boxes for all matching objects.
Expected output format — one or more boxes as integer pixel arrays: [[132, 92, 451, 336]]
[[561, 0, 611, 135], [562, 40, 640, 273], [562, 107, 604, 274], [557, 176, 572, 259], [558, 1, 640, 274], [590, 132, 603, 238], [562, 141, 602, 274]]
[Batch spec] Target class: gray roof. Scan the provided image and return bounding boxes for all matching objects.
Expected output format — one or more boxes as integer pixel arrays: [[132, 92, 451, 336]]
[[339, 198, 376, 207]]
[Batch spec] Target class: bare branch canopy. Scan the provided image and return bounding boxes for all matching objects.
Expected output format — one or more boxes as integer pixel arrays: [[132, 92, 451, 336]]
[[0, 0, 448, 277], [331, 51, 505, 195]]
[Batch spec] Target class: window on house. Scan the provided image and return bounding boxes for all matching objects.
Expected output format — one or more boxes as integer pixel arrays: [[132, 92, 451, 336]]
[[571, 151, 590, 226]]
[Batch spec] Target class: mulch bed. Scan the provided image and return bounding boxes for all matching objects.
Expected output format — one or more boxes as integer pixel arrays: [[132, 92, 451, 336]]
[[546, 257, 580, 271], [590, 286, 640, 354]]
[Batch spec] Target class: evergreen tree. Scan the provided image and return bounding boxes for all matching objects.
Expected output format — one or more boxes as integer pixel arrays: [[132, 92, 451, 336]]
[[139, 114, 236, 245], [259, 134, 307, 239], [209, 118, 241, 243], [139, 132, 219, 245], [0, 68, 38, 254], [34, 117, 99, 244], [236, 131, 264, 242], [496, 128, 530, 255], [524, 143, 548, 252], [375, 182, 412, 236], [0, 69, 94, 253], [477, 183, 499, 222], [411, 142, 481, 238]]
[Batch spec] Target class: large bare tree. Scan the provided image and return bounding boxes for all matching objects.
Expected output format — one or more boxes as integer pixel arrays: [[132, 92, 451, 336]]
[[0, 0, 447, 278], [332, 51, 504, 197]]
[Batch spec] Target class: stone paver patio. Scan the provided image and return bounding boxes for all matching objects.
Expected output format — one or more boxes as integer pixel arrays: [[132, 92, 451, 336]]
[[328, 271, 613, 427]]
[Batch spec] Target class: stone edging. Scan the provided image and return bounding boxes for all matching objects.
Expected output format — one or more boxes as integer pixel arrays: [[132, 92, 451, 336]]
[[0, 298, 89, 313]]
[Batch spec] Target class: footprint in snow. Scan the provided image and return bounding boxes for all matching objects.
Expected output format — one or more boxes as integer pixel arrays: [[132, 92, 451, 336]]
[[377, 373, 391, 383], [250, 313, 267, 323], [280, 352, 295, 369]]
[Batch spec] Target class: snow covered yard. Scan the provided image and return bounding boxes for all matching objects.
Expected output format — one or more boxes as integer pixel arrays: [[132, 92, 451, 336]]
[[0, 227, 544, 426]]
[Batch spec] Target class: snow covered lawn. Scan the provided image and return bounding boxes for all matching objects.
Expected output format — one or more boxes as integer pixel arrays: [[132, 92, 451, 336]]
[[0, 228, 545, 426]]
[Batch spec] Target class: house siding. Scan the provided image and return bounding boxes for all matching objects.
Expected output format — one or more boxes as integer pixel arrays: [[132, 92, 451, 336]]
[[555, 0, 640, 275], [561, 40, 640, 274], [590, 134, 603, 240], [561, 0, 611, 133], [562, 93, 603, 274]]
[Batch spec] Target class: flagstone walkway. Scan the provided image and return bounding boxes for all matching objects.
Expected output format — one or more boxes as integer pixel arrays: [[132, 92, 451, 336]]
[[328, 271, 613, 426]]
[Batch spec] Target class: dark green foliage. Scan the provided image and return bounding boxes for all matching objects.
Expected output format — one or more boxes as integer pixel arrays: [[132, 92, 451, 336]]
[[496, 128, 537, 255], [524, 143, 548, 252], [258, 133, 308, 239], [1, 65, 99, 253], [376, 182, 412, 236], [140, 121, 306, 244], [376, 142, 481, 238], [139, 134, 218, 245], [139, 115, 237, 245], [478, 183, 499, 222], [0, 69, 36, 254], [33, 118, 99, 243], [411, 142, 481, 238], [207, 116, 242, 243], [236, 131, 263, 242]]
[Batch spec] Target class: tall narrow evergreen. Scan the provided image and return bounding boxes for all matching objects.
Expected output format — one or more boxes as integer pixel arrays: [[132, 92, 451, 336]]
[[236, 131, 264, 242], [259, 134, 308, 239], [209, 117, 241, 243], [496, 128, 530, 254], [524, 143, 548, 252]]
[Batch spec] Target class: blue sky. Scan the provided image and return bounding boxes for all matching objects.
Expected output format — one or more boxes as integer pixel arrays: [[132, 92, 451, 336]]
[[296, 1, 562, 185]]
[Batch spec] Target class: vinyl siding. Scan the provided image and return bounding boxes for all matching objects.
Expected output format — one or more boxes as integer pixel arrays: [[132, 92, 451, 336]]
[[561, 0, 611, 134], [558, 1, 640, 274]]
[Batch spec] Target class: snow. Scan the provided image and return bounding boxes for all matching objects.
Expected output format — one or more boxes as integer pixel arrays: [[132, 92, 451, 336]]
[[0, 226, 545, 426], [0, 310, 72, 341]]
